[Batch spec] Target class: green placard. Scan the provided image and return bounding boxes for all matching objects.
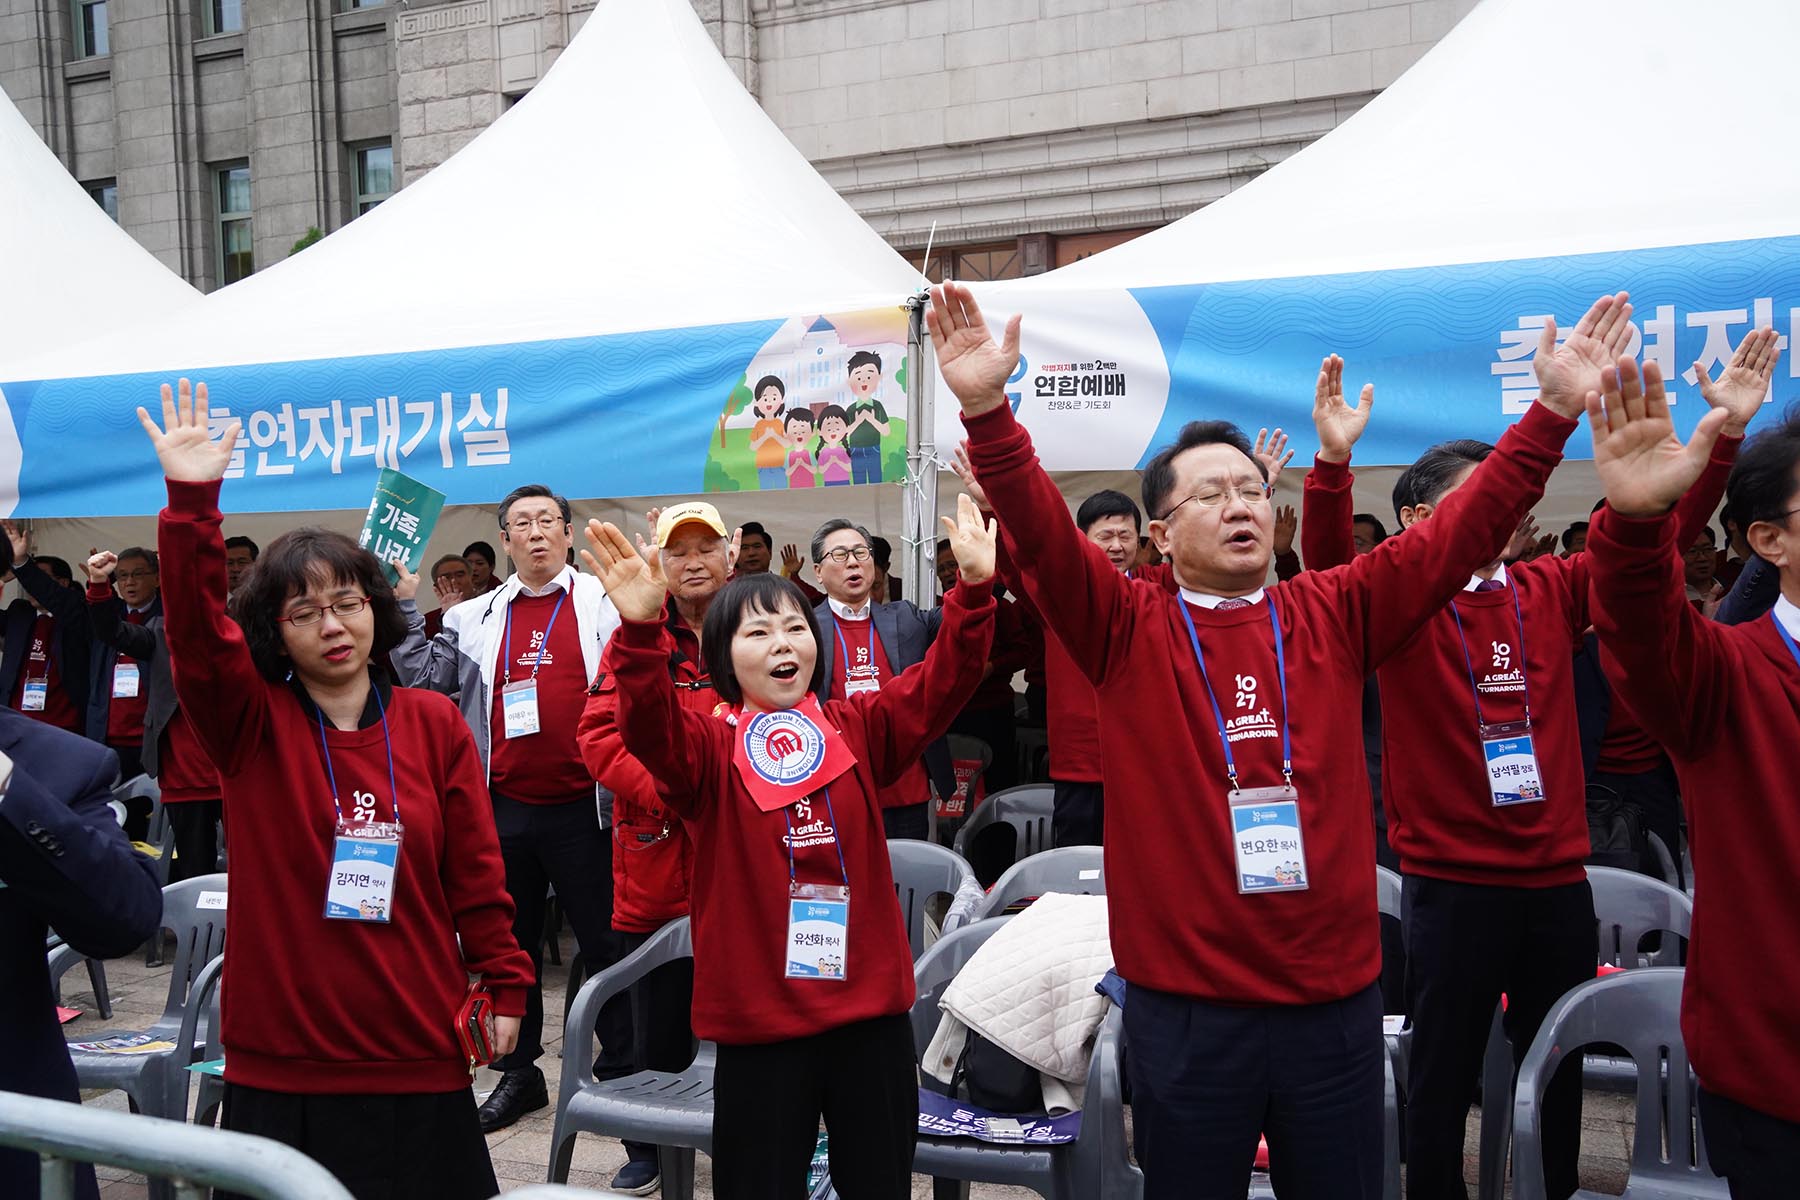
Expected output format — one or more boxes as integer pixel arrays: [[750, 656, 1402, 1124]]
[[357, 469, 447, 584]]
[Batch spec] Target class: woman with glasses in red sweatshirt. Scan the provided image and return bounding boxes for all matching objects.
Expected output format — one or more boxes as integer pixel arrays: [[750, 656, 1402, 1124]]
[[580, 494, 997, 1200], [139, 380, 534, 1200]]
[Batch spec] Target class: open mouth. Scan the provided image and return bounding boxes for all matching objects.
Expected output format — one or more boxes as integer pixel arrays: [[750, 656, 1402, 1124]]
[[324, 646, 354, 664], [1226, 530, 1257, 548], [771, 663, 799, 681]]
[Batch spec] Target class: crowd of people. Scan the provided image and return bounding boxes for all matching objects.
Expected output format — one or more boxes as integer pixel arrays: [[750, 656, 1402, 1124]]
[[3, 283, 1796, 1200]]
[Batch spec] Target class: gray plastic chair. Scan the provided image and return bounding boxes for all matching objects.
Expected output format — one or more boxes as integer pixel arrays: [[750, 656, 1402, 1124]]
[[1513, 969, 1723, 1200], [972, 845, 1105, 920], [183, 954, 227, 1128], [934, 734, 993, 846], [46, 935, 113, 1020], [1588, 865, 1692, 968], [1644, 831, 1680, 890], [889, 839, 978, 959], [952, 784, 1054, 865], [549, 918, 713, 1200], [909, 918, 1139, 1200]]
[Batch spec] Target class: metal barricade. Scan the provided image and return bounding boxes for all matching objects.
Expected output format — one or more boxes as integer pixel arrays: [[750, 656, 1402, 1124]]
[[0, 1090, 349, 1200]]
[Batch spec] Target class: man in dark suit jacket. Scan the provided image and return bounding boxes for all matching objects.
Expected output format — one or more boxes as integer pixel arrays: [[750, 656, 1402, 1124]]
[[0, 706, 163, 1200], [1, 540, 92, 737], [83, 547, 162, 784], [808, 518, 953, 838]]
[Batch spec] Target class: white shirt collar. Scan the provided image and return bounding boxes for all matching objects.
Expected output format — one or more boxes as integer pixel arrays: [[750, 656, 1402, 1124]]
[[1464, 562, 1509, 592], [1179, 586, 1266, 609], [127, 601, 156, 614], [1772, 595, 1800, 642], [512, 565, 574, 599], [828, 596, 873, 621]]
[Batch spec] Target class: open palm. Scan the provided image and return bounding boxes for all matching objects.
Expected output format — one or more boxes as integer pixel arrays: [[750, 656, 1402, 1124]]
[[1312, 355, 1372, 462], [926, 283, 1021, 416], [1533, 292, 1634, 417], [579, 520, 666, 623], [136, 378, 240, 482], [1696, 327, 1781, 433], [1590, 357, 1730, 518], [940, 492, 997, 585]]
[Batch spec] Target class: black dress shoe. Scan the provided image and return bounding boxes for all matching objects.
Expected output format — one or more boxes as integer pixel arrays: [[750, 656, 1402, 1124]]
[[478, 1066, 549, 1133]]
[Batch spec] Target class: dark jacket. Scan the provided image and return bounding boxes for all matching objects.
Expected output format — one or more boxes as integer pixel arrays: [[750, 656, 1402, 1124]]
[[813, 596, 955, 803], [85, 592, 163, 749], [0, 707, 162, 1200], [0, 559, 92, 721], [85, 592, 172, 771]]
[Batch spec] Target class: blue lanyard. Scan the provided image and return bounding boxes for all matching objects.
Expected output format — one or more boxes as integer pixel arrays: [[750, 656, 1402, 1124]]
[[1176, 598, 1293, 789], [1769, 610, 1800, 672], [784, 786, 851, 890], [313, 686, 402, 826], [1447, 583, 1534, 727], [832, 619, 876, 685], [502, 588, 568, 685]]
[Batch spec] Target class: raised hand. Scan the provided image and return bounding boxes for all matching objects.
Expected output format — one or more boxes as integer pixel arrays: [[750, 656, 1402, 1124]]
[[432, 573, 466, 609], [136, 378, 241, 483], [1533, 292, 1634, 418], [1588, 356, 1732, 518], [87, 550, 118, 582], [1696, 327, 1781, 435], [1253, 428, 1295, 486], [949, 441, 991, 510], [1502, 514, 1542, 563], [780, 543, 804, 577], [2, 521, 28, 567], [925, 283, 1021, 418], [392, 561, 422, 602], [727, 526, 743, 573], [1312, 356, 1373, 464], [940, 492, 998, 586], [580, 520, 667, 622], [1272, 504, 1297, 556]]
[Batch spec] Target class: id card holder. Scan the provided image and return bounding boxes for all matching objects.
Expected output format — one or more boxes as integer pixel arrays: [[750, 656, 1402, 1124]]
[[112, 662, 141, 699], [845, 676, 879, 697], [21, 679, 46, 712], [785, 882, 849, 980], [1480, 720, 1545, 806], [324, 820, 402, 922], [501, 680, 540, 739], [1228, 784, 1309, 894]]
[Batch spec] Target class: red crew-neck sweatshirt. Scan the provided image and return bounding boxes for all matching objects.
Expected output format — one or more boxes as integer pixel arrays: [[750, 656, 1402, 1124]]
[[159, 479, 533, 1093], [965, 399, 1573, 1005], [1588, 505, 1800, 1123], [611, 578, 995, 1044]]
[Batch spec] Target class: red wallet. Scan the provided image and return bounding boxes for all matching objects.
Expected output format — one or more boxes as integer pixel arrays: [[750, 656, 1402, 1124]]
[[456, 983, 497, 1073]]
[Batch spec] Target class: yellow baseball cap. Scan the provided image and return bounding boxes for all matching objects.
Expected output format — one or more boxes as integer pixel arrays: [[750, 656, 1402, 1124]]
[[655, 501, 728, 547]]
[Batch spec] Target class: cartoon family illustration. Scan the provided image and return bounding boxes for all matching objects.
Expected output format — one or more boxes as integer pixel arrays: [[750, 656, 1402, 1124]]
[[749, 350, 893, 490]]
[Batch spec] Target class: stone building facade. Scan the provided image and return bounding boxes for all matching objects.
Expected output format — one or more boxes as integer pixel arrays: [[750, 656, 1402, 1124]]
[[4, 0, 1476, 290]]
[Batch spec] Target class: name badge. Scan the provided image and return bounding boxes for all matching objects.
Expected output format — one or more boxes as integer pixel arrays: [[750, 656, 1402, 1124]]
[[324, 820, 402, 922], [21, 679, 47, 712], [1229, 784, 1309, 894], [501, 680, 540, 739], [785, 882, 849, 980], [112, 662, 141, 699], [845, 676, 880, 697], [1481, 720, 1545, 806]]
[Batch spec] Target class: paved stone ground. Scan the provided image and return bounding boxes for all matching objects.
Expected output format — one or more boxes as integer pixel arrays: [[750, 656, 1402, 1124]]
[[61, 933, 1632, 1198]]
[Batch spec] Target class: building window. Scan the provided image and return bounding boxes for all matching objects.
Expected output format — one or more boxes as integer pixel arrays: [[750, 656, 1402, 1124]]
[[72, 0, 108, 57], [206, 0, 242, 34], [924, 241, 1026, 284], [86, 180, 118, 223], [215, 163, 254, 285], [340, 0, 383, 10], [353, 143, 393, 215]]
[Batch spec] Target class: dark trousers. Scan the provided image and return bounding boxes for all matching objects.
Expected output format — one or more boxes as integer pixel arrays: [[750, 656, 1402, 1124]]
[[1051, 778, 1104, 847], [604, 925, 698, 1163], [1699, 1088, 1800, 1200], [1591, 761, 1683, 887], [712, 1012, 917, 1200], [1124, 980, 1385, 1200], [882, 802, 927, 841], [949, 706, 1018, 795], [1402, 875, 1596, 1200], [219, 1083, 496, 1200], [490, 791, 622, 1072], [167, 799, 222, 883]]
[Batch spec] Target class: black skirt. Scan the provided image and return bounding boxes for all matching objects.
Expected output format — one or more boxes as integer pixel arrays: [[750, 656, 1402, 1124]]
[[218, 1082, 498, 1200]]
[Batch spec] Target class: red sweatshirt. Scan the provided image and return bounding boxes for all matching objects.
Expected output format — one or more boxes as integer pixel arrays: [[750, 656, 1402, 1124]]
[[159, 479, 533, 1093], [612, 578, 996, 1044], [576, 604, 708, 933], [487, 589, 593, 802], [1588, 505, 1800, 1122], [965, 400, 1573, 1005]]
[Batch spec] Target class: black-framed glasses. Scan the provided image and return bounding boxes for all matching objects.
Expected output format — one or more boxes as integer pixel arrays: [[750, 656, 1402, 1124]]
[[114, 570, 157, 581], [819, 546, 873, 565], [279, 596, 372, 626]]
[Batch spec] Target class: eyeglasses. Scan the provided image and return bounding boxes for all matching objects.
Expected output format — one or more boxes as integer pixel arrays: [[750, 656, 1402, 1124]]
[[114, 571, 157, 581], [1161, 481, 1273, 520], [279, 596, 372, 626], [819, 546, 873, 565], [506, 514, 566, 534]]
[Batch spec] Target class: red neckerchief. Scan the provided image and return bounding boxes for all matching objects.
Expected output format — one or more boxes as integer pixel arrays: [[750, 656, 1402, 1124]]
[[731, 694, 858, 812]]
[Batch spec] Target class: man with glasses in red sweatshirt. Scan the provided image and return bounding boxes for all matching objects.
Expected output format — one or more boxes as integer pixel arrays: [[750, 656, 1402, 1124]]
[[930, 281, 1600, 1199]]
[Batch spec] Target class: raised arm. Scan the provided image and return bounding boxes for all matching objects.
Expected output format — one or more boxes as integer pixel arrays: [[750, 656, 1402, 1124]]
[[5, 526, 89, 628], [140, 379, 270, 777], [1585, 355, 1736, 755], [84, 552, 158, 660], [931, 284, 1136, 686], [1297, 355, 1371, 572]]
